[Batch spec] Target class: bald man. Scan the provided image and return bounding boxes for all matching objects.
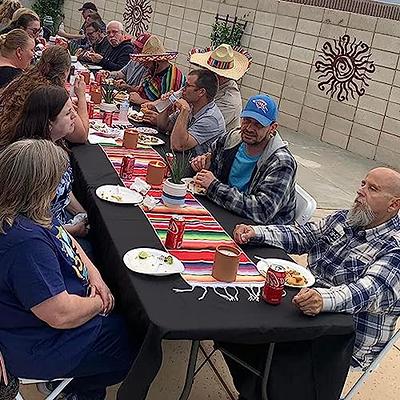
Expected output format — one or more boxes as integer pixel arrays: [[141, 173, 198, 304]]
[[87, 21, 134, 71], [231, 168, 400, 379]]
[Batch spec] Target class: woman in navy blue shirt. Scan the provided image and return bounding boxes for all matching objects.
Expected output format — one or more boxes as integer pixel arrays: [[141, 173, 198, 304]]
[[0, 139, 137, 399]]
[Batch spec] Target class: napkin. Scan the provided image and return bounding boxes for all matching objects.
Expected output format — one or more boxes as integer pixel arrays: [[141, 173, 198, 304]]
[[142, 195, 159, 210], [130, 177, 151, 195], [88, 134, 117, 145]]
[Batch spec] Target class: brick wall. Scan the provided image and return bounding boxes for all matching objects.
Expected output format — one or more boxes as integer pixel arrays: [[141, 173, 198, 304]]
[[63, 0, 400, 168]]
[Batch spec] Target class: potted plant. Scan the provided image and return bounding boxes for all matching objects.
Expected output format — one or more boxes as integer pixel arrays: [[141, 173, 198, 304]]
[[161, 152, 190, 207], [100, 79, 117, 112], [68, 41, 79, 63]]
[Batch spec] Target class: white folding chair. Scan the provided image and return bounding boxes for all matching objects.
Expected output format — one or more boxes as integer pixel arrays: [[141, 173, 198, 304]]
[[294, 184, 317, 225], [16, 378, 73, 400], [341, 329, 400, 400]]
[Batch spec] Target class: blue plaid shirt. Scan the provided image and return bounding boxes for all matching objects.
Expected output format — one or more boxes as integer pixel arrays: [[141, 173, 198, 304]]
[[253, 210, 400, 368]]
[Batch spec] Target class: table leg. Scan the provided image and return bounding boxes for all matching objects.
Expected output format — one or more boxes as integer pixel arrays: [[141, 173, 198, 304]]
[[178, 340, 200, 400], [261, 342, 275, 400]]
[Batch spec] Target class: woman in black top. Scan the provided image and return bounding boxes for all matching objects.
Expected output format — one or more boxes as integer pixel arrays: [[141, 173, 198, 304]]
[[0, 28, 34, 88]]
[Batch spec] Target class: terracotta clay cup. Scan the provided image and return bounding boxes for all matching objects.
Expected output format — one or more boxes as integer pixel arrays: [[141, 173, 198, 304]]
[[146, 160, 167, 186], [123, 128, 139, 149], [212, 245, 241, 283]]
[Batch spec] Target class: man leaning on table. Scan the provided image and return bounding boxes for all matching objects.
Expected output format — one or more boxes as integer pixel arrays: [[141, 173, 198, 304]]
[[190, 94, 297, 225], [234, 166, 400, 372]]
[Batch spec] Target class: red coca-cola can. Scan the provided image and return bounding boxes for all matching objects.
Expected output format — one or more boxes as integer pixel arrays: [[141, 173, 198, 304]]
[[95, 71, 104, 84], [165, 215, 185, 249], [87, 101, 94, 119], [261, 264, 286, 305], [103, 111, 113, 127], [120, 155, 136, 180]]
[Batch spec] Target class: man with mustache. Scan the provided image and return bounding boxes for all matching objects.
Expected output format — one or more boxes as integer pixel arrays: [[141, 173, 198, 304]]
[[233, 167, 400, 374], [190, 94, 297, 224]]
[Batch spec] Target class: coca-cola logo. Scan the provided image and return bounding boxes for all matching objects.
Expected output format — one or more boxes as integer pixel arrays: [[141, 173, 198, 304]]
[[267, 269, 285, 289], [168, 220, 179, 235]]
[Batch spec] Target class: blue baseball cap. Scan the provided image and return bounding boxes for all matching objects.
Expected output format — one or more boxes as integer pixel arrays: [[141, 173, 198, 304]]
[[241, 94, 278, 127]]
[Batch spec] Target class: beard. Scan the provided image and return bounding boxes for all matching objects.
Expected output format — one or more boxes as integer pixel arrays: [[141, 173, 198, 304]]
[[346, 201, 376, 228]]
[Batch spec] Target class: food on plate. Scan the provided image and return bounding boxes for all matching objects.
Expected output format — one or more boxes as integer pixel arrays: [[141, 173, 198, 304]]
[[164, 255, 174, 265], [114, 91, 129, 102], [128, 110, 144, 122], [285, 269, 307, 286], [138, 133, 160, 145], [187, 179, 206, 195], [90, 121, 108, 133], [138, 251, 150, 259]]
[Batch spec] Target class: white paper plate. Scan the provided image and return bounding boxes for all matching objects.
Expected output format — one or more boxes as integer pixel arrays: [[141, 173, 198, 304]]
[[123, 248, 184, 276], [135, 126, 158, 135], [138, 134, 165, 146], [181, 178, 206, 196], [256, 258, 315, 288], [96, 185, 143, 204], [86, 64, 102, 70]]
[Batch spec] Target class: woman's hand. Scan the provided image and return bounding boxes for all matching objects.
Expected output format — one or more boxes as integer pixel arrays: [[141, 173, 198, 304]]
[[89, 271, 115, 315], [74, 75, 86, 100], [64, 220, 89, 238]]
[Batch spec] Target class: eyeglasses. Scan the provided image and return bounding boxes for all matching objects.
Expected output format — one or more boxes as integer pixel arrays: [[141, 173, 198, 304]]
[[26, 27, 40, 35]]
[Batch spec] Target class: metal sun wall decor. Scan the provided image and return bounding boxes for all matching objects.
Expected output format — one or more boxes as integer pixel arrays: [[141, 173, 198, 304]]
[[123, 0, 153, 36], [315, 34, 375, 102]]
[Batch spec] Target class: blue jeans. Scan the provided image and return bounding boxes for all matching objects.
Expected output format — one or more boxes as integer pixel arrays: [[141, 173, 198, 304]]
[[64, 314, 139, 400]]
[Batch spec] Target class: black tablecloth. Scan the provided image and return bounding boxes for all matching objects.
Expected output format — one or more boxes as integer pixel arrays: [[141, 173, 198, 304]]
[[71, 144, 355, 400]]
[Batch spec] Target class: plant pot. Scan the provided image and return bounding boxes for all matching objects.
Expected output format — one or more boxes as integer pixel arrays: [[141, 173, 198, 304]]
[[99, 102, 117, 112], [162, 178, 187, 207], [70, 55, 77, 63]]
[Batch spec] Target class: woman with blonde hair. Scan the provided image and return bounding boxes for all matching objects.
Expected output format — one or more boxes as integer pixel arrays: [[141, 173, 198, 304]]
[[0, 28, 34, 87], [0, 7, 40, 39], [0, 0, 21, 30], [0, 139, 137, 400], [0, 45, 89, 146]]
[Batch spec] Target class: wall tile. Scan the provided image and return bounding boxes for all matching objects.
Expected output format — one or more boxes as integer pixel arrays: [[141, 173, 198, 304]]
[[351, 123, 380, 145], [282, 86, 306, 104], [389, 86, 400, 104], [354, 109, 384, 130], [266, 54, 288, 71], [280, 99, 302, 118], [202, 0, 218, 13], [187, 0, 202, 10], [252, 48, 269, 65], [287, 60, 311, 78], [371, 49, 399, 69], [251, 23, 273, 39], [385, 102, 400, 121], [261, 80, 283, 97], [249, 35, 270, 51], [184, 9, 200, 22], [170, 5, 185, 18], [358, 94, 387, 115], [269, 41, 291, 58], [347, 137, 376, 159], [155, 1, 170, 15], [264, 67, 285, 84], [218, 4, 237, 17], [376, 18, 400, 38], [151, 24, 166, 37], [180, 31, 195, 45], [154, 13, 168, 25], [199, 12, 215, 25], [325, 114, 353, 135], [329, 100, 356, 121], [319, 23, 346, 39], [365, 80, 391, 101], [167, 15, 183, 29], [285, 73, 308, 92], [242, 74, 262, 91], [182, 20, 198, 33], [299, 119, 323, 139], [272, 28, 295, 44], [382, 116, 400, 137], [304, 93, 329, 112], [247, 63, 264, 79], [346, 28, 373, 46], [275, 14, 298, 31], [290, 47, 314, 64], [277, 1, 300, 18], [301, 105, 326, 125], [348, 13, 377, 32], [373, 66, 395, 85], [279, 112, 300, 130], [372, 33, 400, 54], [378, 132, 400, 151], [197, 23, 212, 36], [254, 11, 276, 26], [258, 0, 278, 13], [297, 19, 321, 36], [299, 5, 324, 22], [322, 128, 349, 149], [322, 9, 350, 26], [293, 32, 318, 50], [194, 34, 210, 47]]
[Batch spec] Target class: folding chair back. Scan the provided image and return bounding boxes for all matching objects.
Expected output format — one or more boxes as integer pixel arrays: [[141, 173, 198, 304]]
[[295, 184, 317, 225]]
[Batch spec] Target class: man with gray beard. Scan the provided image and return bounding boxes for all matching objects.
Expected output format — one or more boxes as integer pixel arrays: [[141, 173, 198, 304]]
[[228, 167, 400, 397]]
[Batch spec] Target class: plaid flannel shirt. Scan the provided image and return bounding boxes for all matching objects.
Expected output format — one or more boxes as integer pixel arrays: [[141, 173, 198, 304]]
[[206, 130, 297, 225], [253, 210, 400, 368]]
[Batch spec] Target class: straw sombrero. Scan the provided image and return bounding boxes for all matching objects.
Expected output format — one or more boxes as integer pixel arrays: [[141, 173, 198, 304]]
[[189, 44, 252, 81], [130, 35, 178, 62]]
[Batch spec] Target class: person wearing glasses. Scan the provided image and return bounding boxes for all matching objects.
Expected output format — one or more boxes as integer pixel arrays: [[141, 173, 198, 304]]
[[190, 94, 297, 225], [144, 69, 225, 156], [85, 20, 134, 71], [76, 21, 110, 62], [0, 8, 40, 38]]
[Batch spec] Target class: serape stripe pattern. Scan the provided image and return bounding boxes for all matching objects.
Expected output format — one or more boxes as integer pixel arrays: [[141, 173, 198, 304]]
[[103, 145, 265, 301]]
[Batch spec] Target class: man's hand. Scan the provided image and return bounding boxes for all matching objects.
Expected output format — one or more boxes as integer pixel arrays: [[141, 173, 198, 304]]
[[292, 288, 323, 316], [190, 152, 211, 172], [87, 52, 103, 63], [74, 75, 86, 100], [174, 98, 191, 112], [88, 270, 115, 316], [142, 108, 159, 125], [129, 91, 145, 104], [194, 170, 216, 190], [114, 79, 131, 91], [233, 224, 256, 244]]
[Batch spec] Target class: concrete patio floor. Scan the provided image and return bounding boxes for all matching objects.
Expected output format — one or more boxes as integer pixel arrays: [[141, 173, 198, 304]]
[[21, 128, 399, 399]]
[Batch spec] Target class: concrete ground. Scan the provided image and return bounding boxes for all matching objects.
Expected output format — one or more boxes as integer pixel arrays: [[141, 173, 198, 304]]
[[21, 127, 399, 400]]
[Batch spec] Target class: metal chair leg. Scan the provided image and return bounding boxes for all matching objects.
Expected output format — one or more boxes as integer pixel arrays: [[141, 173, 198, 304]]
[[178, 340, 200, 400]]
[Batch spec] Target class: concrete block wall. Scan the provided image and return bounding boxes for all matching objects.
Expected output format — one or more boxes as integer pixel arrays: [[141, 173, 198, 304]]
[[63, 0, 400, 168]]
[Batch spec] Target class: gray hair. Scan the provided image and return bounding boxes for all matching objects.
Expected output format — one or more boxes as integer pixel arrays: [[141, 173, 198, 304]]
[[0, 139, 68, 233], [106, 20, 124, 32]]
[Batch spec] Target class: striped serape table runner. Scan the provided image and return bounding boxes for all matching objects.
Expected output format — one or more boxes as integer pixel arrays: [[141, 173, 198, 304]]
[[102, 145, 265, 301]]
